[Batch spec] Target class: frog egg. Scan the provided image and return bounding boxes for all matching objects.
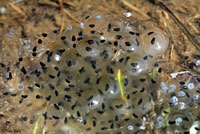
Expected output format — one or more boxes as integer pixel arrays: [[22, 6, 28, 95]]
[[119, 35, 140, 53], [107, 20, 129, 33], [96, 76, 120, 98], [99, 45, 114, 60], [85, 94, 104, 111], [117, 53, 149, 76], [82, 12, 110, 35], [142, 29, 169, 57], [110, 98, 131, 115], [59, 27, 83, 49], [77, 39, 100, 58], [60, 52, 82, 76], [75, 69, 97, 89], [134, 92, 153, 114]]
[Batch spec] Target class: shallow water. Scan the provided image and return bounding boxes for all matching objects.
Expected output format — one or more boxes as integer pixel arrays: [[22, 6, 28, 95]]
[[0, 1, 200, 134]]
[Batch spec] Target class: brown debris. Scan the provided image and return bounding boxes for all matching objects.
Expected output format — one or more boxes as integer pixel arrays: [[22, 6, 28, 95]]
[[0, 0, 200, 134]]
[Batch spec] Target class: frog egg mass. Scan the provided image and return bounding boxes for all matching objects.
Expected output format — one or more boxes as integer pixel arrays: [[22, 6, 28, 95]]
[[1, 13, 200, 134]]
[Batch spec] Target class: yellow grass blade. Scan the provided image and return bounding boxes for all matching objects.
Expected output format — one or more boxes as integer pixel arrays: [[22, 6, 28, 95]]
[[117, 69, 128, 106], [33, 118, 40, 134]]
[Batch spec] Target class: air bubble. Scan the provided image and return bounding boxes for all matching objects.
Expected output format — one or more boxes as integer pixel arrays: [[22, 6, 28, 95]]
[[142, 104, 147, 110], [178, 91, 185, 96], [175, 117, 182, 125], [193, 94, 199, 100], [160, 82, 168, 93], [187, 83, 195, 90], [157, 116, 163, 122], [139, 125, 146, 130], [0, 7, 6, 14], [157, 123, 162, 128], [123, 12, 132, 17], [91, 100, 99, 105], [100, 36, 106, 41], [178, 102, 186, 110], [125, 25, 132, 32], [18, 84, 24, 89], [170, 96, 178, 104], [9, 87, 16, 92], [67, 26, 73, 30], [8, 32, 14, 37], [196, 60, 200, 66], [169, 84, 176, 91], [54, 54, 61, 61], [80, 23, 84, 28], [96, 15, 101, 19], [127, 125, 134, 131]]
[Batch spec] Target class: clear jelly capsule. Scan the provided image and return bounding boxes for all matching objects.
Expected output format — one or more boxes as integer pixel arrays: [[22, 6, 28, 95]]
[[142, 29, 169, 58], [82, 12, 110, 35], [59, 26, 83, 48], [117, 53, 149, 76], [119, 36, 140, 53], [77, 39, 100, 58]]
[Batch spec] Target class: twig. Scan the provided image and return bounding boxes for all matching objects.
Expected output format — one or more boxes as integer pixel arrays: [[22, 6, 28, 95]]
[[59, 0, 78, 8], [63, 9, 80, 23], [9, 3, 25, 16], [39, 0, 80, 23], [39, 0, 59, 7], [149, 0, 200, 50], [58, 0, 65, 34]]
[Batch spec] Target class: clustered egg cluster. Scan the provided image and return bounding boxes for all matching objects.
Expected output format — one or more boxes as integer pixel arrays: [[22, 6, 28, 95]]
[[156, 72, 200, 133], [1, 13, 199, 134]]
